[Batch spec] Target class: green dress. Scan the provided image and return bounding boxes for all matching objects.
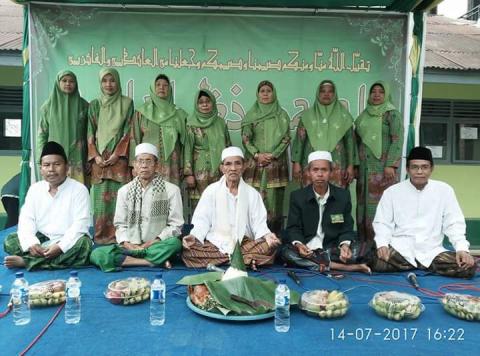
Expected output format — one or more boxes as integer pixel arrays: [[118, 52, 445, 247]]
[[355, 81, 404, 242], [184, 89, 231, 209], [291, 80, 355, 188], [88, 68, 133, 244], [37, 70, 89, 185], [132, 75, 187, 185], [241, 83, 290, 233]]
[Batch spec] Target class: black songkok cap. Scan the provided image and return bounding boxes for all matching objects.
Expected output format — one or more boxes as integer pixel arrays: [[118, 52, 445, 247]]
[[407, 146, 433, 165], [41, 141, 67, 162]]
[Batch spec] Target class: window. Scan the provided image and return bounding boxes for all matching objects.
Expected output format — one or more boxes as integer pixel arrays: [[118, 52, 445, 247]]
[[0, 87, 22, 151], [420, 100, 480, 164]]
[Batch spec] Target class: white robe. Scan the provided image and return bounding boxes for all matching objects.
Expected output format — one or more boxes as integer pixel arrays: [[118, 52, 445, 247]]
[[373, 179, 469, 267], [17, 177, 91, 253], [190, 177, 270, 254]]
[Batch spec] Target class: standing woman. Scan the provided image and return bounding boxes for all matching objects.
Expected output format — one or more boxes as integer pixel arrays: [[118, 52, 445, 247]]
[[291, 80, 355, 188], [132, 74, 187, 186], [184, 89, 231, 211], [355, 81, 404, 242], [88, 68, 133, 244], [241, 80, 290, 234], [37, 70, 89, 185]]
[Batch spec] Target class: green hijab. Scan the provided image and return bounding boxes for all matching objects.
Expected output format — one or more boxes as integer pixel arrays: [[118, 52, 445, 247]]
[[300, 80, 354, 152], [137, 74, 185, 160], [40, 70, 87, 157], [355, 80, 397, 159], [96, 68, 132, 153], [187, 89, 227, 172], [241, 81, 290, 153]]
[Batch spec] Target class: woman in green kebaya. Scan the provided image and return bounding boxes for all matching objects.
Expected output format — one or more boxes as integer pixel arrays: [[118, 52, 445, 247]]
[[291, 80, 356, 188], [131, 74, 187, 186], [241, 80, 290, 234], [184, 89, 231, 211], [88, 68, 133, 244], [355, 81, 404, 242], [37, 70, 89, 185]]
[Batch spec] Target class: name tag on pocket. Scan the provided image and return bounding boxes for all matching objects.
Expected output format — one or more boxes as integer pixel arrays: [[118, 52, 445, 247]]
[[330, 214, 344, 224]]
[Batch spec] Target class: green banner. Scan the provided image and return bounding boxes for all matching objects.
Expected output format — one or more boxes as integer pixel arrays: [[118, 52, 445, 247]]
[[29, 4, 408, 176]]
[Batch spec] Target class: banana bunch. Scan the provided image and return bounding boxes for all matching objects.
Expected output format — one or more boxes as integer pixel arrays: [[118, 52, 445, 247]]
[[370, 291, 423, 321], [29, 280, 66, 307], [441, 293, 480, 321], [300, 290, 349, 319], [105, 277, 151, 305]]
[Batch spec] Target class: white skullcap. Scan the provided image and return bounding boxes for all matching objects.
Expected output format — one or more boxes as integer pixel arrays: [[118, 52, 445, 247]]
[[308, 151, 332, 163], [135, 143, 158, 158], [221, 146, 244, 161]]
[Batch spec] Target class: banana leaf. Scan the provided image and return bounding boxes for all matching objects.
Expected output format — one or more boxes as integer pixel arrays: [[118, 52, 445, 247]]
[[204, 276, 300, 316], [176, 272, 223, 286]]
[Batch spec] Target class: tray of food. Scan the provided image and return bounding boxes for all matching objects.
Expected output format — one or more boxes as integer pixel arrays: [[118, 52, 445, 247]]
[[299, 290, 349, 319], [29, 280, 66, 307], [370, 291, 424, 321], [105, 277, 150, 305], [441, 293, 480, 321]]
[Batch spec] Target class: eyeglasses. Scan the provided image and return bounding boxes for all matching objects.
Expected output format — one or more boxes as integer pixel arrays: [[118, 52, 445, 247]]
[[135, 159, 156, 166], [409, 164, 431, 172]]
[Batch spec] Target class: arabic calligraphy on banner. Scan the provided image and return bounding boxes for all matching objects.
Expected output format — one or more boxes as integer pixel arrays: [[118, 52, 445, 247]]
[[67, 47, 371, 73]]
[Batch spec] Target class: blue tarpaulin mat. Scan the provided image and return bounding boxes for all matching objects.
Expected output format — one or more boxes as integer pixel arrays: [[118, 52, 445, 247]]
[[0, 226, 479, 356]]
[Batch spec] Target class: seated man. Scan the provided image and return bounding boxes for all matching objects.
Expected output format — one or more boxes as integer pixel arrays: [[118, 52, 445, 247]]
[[3, 141, 92, 270], [90, 143, 183, 272], [282, 151, 371, 273], [372, 146, 476, 278], [182, 146, 281, 269]]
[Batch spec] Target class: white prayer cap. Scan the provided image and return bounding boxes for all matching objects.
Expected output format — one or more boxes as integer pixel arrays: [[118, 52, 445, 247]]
[[221, 146, 244, 162], [308, 151, 332, 163], [135, 143, 158, 159]]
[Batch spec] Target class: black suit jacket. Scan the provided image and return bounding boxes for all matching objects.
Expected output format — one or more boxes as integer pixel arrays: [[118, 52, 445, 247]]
[[285, 184, 356, 248]]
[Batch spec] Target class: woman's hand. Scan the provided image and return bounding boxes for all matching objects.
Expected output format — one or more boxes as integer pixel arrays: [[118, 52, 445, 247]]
[[256, 153, 272, 167], [94, 155, 106, 168], [383, 167, 396, 185], [185, 175, 196, 189], [292, 162, 302, 181], [104, 153, 119, 166]]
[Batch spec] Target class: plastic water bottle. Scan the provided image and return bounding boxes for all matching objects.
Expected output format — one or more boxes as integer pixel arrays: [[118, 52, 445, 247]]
[[10, 272, 30, 325], [65, 271, 81, 324], [274, 279, 290, 332], [150, 273, 166, 326]]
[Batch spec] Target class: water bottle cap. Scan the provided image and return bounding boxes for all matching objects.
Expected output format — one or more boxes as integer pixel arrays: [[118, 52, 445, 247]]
[[155, 273, 162, 279], [15, 272, 24, 278], [70, 271, 78, 277], [279, 279, 286, 284]]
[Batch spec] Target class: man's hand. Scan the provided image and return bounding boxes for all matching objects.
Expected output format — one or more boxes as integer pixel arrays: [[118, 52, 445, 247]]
[[257, 153, 272, 167], [121, 242, 143, 250], [28, 244, 45, 257], [456, 251, 475, 269], [295, 242, 314, 258], [339, 244, 352, 263], [141, 239, 159, 249], [377, 246, 390, 261], [264, 233, 281, 248], [43, 244, 62, 259], [182, 235, 197, 250]]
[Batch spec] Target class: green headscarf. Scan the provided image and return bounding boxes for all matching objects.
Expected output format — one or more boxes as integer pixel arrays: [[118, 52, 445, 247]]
[[40, 70, 87, 157], [241, 80, 290, 153], [355, 80, 397, 159], [300, 80, 354, 152], [96, 68, 132, 154], [136, 74, 185, 159], [187, 89, 227, 171]]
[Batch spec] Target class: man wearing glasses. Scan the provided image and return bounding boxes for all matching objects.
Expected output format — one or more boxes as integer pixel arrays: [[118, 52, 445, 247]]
[[90, 143, 183, 272], [372, 146, 476, 278]]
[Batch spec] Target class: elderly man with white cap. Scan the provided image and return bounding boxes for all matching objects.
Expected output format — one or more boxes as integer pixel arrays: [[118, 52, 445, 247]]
[[182, 146, 281, 269], [282, 151, 372, 273], [90, 143, 183, 272]]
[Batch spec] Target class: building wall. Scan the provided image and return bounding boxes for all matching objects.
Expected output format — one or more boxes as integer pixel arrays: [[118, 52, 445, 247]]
[[423, 82, 480, 221]]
